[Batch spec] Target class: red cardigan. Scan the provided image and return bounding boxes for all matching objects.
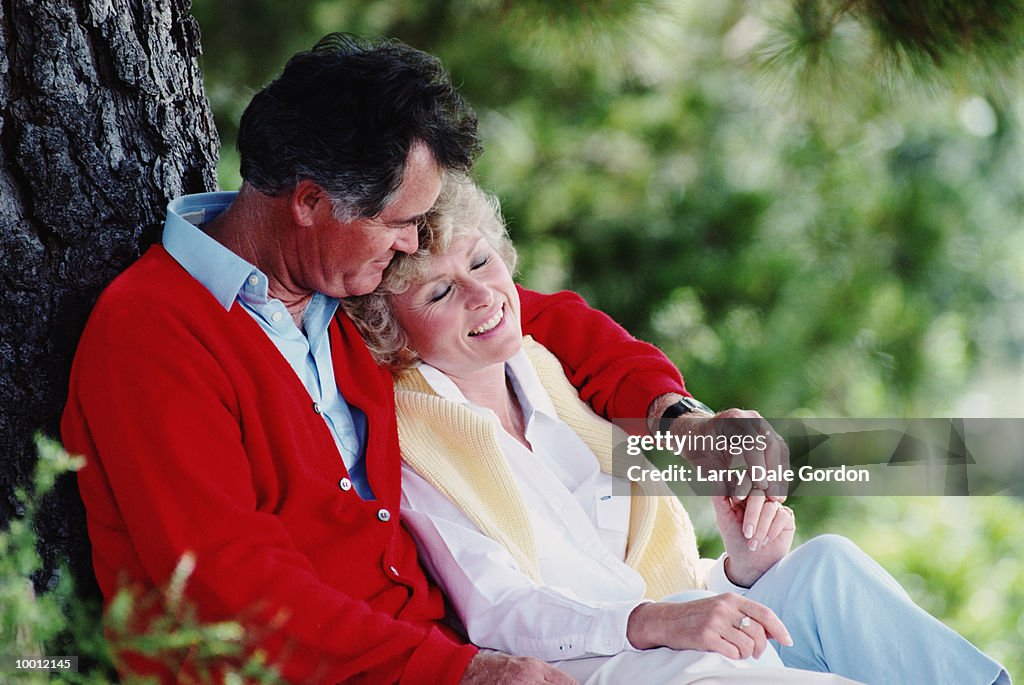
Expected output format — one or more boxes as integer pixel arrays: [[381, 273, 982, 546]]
[[62, 246, 686, 684]]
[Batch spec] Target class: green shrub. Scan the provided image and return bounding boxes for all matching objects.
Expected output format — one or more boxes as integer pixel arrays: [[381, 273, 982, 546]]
[[0, 437, 283, 684]]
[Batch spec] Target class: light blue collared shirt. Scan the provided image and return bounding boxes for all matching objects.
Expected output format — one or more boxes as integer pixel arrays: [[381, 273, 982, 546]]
[[162, 191, 373, 499]]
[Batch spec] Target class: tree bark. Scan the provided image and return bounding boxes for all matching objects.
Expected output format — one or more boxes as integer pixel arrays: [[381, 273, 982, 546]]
[[0, 0, 218, 589]]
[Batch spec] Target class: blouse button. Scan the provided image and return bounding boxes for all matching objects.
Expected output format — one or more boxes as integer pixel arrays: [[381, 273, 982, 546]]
[[312, 402, 322, 415], [338, 477, 352, 491], [377, 508, 391, 522]]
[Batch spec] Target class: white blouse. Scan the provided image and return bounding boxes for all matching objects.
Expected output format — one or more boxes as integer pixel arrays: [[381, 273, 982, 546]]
[[399, 349, 738, 661]]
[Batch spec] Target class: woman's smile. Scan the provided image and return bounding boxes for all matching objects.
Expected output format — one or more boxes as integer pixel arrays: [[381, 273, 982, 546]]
[[469, 305, 506, 337]]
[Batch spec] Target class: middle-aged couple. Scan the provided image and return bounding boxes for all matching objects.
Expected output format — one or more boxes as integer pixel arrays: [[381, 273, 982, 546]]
[[62, 33, 1010, 685]]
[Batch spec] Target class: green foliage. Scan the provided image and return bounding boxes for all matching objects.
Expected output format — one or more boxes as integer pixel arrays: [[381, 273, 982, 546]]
[[1, 437, 93, 683], [749, 0, 1024, 104], [1, 438, 283, 684]]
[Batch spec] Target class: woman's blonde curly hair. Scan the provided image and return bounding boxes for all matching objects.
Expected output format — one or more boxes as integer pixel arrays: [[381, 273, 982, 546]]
[[342, 174, 518, 371]]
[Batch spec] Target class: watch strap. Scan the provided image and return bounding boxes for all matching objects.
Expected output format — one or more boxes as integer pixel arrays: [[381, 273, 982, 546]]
[[659, 397, 714, 432]]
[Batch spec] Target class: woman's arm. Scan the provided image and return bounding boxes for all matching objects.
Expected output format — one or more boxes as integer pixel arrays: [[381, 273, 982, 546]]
[[400, 465, 643, 662], [401, 466, 791, 662]]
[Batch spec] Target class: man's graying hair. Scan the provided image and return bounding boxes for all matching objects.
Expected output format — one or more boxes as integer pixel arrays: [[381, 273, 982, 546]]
[[237, 33, 481, 220]]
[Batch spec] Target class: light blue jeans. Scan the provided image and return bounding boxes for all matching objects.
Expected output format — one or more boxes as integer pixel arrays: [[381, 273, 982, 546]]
[[734, 534, 1010, 685]]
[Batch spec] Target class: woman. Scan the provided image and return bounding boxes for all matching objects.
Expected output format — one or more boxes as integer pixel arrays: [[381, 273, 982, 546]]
[[343, 175, 1009, 685]]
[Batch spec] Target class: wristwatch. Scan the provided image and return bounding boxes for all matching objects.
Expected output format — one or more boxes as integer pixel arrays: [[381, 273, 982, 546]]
[[659, 396, 714, 432]]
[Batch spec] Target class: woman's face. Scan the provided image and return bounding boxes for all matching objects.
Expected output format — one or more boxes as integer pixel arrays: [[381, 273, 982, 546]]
[[391, 230, 522, 379]]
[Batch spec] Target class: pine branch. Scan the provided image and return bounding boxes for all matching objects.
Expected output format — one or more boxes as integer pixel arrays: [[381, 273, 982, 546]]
[[742, 0, 1024, 110]]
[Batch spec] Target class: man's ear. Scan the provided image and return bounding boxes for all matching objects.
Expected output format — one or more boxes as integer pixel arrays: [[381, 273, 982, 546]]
[[290, 179, 328, 227]]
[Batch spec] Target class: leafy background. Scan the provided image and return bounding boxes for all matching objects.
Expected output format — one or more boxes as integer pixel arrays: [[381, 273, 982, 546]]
[[188, 0, 1024, 675]]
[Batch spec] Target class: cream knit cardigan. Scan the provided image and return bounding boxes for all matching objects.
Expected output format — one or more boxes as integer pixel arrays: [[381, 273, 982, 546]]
[[395, 336, 705, 600]]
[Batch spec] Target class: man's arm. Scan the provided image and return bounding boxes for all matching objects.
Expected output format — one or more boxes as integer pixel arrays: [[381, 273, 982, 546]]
[[517, 287, 689, 420], [518, 287, 788, 504]]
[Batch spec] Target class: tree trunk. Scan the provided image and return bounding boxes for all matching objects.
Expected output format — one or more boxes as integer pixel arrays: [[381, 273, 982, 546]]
[[0, 0, 218, 589]]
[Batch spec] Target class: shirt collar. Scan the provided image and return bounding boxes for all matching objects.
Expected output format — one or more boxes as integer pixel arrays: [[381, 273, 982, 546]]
[[417, 363, 472, 404], [505, 347, 561, 423], [418, 346, 561, 425], [301, 290, 340, 349], [162, 191, 262, 311]]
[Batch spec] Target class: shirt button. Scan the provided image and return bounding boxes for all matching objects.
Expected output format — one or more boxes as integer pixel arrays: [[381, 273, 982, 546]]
[[271, 311, 283, 323], [312, 402, 322, 415], [338, 477, 352, 491], [377, 508, 391, 522], [247, 274, 259, 286]]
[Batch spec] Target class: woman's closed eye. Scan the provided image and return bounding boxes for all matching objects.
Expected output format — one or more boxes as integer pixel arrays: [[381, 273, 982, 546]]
[[429, 284, 453, 303], [426, 255, 490, 302]]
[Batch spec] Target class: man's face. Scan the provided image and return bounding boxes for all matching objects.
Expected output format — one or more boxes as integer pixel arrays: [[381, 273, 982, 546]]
[[300, 142, 443, 298]]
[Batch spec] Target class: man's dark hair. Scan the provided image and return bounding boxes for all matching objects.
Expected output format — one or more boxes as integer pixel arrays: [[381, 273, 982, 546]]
[[238, 33, 481, 219]]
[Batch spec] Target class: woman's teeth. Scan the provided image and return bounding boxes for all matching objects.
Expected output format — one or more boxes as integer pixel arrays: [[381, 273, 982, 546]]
[[469, 307, 504, 336]]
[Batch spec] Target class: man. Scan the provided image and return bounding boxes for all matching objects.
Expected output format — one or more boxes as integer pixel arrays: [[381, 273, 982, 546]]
[[63, 33, 757, 684]]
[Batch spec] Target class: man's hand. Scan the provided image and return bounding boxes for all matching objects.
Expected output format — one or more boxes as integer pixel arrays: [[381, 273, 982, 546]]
[[712, 495, 795, 588], [649, 395, 790, 502], [626, 593, 793, 660], [460, 651, 579, 685]]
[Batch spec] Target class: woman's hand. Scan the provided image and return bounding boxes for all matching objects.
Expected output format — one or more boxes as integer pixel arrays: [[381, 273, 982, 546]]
[[713, 495, 795, 588], [626, 593, 793, 659]]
